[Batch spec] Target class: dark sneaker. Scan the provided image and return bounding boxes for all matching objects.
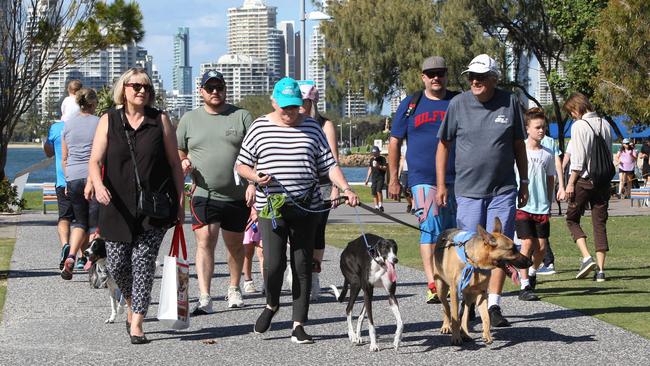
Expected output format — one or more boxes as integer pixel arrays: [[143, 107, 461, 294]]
[[254, 307, 278, 334], [488, 305, 510, 327], [594, 271, 606, 282], [59, 244, 70, 270], [61, 257, 75, 280], [379, 206, 384, 212], [291, 325, 314, 344], [576, 257, 597, 279], [75, 256, 88, 271], [529, 275, 537, 290], [518, 286, 540, 301], [406, 205, 412, 213]]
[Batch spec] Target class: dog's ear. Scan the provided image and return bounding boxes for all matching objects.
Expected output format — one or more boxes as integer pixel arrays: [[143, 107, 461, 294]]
[[492, 217, 503, 234], [477, 224, 497, 247], [388, 239, 397, 254]]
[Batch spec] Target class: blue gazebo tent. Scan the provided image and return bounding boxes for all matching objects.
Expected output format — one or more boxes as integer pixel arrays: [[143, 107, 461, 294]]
[[548, 116, 648, 140]]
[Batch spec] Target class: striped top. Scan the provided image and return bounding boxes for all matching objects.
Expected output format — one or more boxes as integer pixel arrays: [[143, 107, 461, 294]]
[[237, 115, 336, 211]]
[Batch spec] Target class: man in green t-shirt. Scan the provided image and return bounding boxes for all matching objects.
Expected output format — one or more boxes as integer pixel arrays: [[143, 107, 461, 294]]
[[177, 70, 255, 314]]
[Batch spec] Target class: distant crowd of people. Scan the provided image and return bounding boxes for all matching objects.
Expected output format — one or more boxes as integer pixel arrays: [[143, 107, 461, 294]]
[[44, 52, 628, 345]]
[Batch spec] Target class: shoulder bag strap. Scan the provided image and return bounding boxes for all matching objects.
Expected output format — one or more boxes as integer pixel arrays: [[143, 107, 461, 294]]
[[404, 90, 423, 118], [120, 109, 143, 192]]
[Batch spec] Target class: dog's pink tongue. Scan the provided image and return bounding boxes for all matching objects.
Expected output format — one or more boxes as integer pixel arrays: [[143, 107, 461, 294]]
[[386, 261, 397, 282]]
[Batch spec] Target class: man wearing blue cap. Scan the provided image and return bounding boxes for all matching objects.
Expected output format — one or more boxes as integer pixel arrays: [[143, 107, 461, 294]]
[[177, 70, 255, 314]]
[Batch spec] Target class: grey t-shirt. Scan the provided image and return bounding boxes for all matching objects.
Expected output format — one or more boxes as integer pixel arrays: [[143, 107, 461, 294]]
[[177, 104, 254, 201], [62, 113, 100, 181], [437, 89, 525, 198]]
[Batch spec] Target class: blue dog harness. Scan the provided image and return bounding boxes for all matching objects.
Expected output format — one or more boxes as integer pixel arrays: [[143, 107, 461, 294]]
[[452, 231, 476, 299]]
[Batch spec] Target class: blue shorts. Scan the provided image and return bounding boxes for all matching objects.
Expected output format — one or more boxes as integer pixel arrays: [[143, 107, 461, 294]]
[[411, 184, 456, 245], [455, 189, 517, 239]]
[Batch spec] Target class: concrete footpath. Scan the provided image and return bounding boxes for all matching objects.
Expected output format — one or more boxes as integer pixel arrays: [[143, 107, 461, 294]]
[[1, 207, 649, 365]]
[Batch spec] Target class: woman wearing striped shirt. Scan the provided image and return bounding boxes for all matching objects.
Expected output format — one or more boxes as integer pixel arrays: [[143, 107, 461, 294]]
[[236, 77, 359, 344]]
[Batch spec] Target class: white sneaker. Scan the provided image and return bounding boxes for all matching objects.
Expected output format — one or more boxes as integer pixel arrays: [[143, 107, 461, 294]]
[[310, 273, 320, 301], [226, 286, 244, 308], [191, 294, 213, 315], [243, 280, 257, 293]]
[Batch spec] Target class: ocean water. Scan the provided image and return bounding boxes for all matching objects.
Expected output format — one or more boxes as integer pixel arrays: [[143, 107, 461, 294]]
[[5, 147, 368, 189]]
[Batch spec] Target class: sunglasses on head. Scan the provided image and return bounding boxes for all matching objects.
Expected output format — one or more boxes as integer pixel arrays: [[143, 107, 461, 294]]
[[125, 83, 151, 93], [203, 84, 226, 93], [467, 72, 491, 81], [423, 70, 447, 79]]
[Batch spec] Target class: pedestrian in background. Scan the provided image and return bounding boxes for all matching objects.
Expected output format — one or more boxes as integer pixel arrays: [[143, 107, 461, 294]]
[[563, 92, 612, 282]]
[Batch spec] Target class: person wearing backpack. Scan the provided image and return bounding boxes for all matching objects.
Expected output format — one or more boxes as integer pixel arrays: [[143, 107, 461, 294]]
[[388, 56, 459, 305], [563, 93, 613, 282]]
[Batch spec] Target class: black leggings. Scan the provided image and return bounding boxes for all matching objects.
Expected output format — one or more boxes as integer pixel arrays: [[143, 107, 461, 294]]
[[258, 209, 319, 323]]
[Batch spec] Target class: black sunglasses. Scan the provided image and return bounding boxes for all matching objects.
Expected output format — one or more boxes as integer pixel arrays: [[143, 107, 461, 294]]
[[125, 83, 151, 93], [203, 84, 226, 93], [467, 72, 490, 81], [423, 70, 447, 79]]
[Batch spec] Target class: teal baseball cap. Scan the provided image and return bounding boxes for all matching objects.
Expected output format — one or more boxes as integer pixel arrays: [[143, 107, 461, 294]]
[[272, 77, 303, 108]]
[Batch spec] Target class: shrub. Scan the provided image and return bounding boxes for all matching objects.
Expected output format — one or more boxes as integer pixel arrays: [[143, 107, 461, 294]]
[[0, 179, 26, 213]]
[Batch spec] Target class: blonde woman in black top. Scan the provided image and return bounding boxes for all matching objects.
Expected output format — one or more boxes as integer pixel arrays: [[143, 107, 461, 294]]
[[87, 68, 184, 344]]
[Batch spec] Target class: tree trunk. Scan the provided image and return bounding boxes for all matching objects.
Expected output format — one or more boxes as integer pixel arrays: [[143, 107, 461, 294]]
[[0, 140, 8, 182]]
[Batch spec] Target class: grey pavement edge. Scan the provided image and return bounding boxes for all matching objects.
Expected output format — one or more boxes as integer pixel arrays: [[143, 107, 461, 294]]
[[1, 210, 649, 365]]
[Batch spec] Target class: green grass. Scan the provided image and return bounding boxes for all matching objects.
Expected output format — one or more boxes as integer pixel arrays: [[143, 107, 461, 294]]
[[22, 191, 42, 211], [325, 216, 650, 339], [0, 238, 16, 321]]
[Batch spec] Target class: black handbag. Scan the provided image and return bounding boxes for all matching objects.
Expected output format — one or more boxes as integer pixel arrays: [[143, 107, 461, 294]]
[[122, 111, 173, 220]]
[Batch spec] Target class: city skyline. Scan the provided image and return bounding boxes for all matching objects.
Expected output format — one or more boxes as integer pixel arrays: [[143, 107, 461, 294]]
[[138, 0, 317, 92]]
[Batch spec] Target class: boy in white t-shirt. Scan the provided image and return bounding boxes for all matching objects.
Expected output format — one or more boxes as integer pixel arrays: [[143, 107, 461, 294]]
[[515, 108, 556, 301], [61, 79, 82, 122]]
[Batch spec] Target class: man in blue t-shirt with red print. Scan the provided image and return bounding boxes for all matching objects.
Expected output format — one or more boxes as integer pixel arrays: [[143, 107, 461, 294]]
[[388, 56, 458, 304]]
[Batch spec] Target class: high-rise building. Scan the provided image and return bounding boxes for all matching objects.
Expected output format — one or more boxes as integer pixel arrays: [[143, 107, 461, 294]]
[[173, 27, 193, 95], [278, 21, 296, 78], [343, 90, 367, 118], [308, 23, 327, 111], [390, 90, 407, 115], [529, 55, 565, 107], [227, 0, 281, 83], [37, 42, 160, 118], [194, 55, 269, 108], [294, 31, 301, 80]]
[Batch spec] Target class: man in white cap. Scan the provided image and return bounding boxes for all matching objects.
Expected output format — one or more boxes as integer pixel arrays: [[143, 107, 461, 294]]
[[177, 70, 255, 313], [436, 54, 529, 327], [388, 56, 459, 304]]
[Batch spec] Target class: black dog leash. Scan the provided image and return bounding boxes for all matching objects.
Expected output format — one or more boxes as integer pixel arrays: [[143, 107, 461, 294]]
[[357, 202, 430, 233]]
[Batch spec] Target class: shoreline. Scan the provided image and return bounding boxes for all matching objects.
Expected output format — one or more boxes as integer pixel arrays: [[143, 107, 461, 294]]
[[8, 143, 41, 149]]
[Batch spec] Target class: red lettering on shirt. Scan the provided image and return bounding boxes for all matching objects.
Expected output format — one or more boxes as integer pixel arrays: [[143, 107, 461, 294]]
[[414, 110, 446, 128]]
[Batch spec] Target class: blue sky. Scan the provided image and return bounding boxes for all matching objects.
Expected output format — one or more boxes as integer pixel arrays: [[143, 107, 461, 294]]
[[138, 0, 317, 91]]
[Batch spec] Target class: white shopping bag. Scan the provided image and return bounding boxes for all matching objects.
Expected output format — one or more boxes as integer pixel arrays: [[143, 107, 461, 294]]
[[157, 224, 190, 330]]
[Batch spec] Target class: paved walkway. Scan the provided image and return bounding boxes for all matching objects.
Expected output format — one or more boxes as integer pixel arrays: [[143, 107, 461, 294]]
[[1, 209, 649, 365]]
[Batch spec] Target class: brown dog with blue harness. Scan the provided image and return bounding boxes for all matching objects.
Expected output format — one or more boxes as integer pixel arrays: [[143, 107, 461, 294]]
[[434, 217, 532, 345]]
